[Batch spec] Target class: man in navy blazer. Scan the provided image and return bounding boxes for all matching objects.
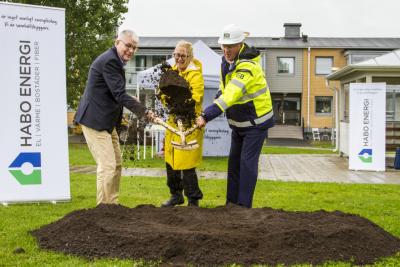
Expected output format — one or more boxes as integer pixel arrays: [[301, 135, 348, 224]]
[[75, 29, 152, 205]]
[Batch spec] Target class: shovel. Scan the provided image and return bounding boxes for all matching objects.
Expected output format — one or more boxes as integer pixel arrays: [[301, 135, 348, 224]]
[[153, 117, 199, 150]]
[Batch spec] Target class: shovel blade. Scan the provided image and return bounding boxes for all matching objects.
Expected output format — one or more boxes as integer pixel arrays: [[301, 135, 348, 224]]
[[171, 140, 199, 150]]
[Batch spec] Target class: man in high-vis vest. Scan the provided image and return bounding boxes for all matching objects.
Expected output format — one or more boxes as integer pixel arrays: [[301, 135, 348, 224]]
[[196, 24, 274, 208]]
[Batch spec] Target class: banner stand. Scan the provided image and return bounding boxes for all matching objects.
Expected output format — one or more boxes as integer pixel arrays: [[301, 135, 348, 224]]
[[0, 3, 70, 203], [349, 83, 386, 171]]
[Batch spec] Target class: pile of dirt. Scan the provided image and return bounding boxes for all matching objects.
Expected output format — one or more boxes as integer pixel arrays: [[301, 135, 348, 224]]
[[31, 204, 400, 266], [157, 68, 197, 129]]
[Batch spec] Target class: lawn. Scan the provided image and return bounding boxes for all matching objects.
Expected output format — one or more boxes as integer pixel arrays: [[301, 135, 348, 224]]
[[69, 143, 229, 171], [68, 143, 335, 171], [1, 173, 400, 267], [262, 145, 334, 154], [3, 143, 398, 266]]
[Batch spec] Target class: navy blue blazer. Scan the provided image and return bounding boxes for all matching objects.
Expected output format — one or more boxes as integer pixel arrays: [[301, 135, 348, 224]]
[[75, 46, 145, 133]]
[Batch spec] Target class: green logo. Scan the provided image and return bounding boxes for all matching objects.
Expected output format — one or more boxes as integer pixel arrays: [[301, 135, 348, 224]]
[[358, 149, 372, 164], [9, 152, 42, 185]]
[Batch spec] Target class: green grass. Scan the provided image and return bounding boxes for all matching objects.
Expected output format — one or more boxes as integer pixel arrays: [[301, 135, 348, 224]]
[[120, 144, 229, 172], [1, 173, 400, 267], [69, 143, 229, 171], [69, 143, 335, 172], [310, 140, 335, 149], [262, 145, 335, 154]]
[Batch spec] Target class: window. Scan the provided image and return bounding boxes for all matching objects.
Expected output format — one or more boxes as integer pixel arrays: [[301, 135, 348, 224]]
[[125, 54, 171, 90], [343, 84, 349, 122], [135, 56, 147, 71], [277, 57, 294, 74], [386, 90, 400, 121], [315, 57, 333, 75], [350, 55, 375, 64], [151, 55, 168, 66], [396, 92, 400, 121], [315, 96, 332, 115], [134, 55, 169, 71]]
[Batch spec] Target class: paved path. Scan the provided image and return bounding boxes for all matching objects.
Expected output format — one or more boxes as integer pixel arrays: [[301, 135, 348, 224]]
[[70, 154, 400, 184], [258, 154, 399, 184]]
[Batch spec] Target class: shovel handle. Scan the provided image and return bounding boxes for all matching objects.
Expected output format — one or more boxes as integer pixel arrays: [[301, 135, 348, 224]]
[[153, 117, 180, 136], [153, 117, 198, 137], [183, 124, 199, 136]]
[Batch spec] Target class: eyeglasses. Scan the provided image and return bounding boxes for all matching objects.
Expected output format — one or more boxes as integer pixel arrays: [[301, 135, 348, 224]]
[[119, 39, 137, 52], [173, 53, 188, 60]]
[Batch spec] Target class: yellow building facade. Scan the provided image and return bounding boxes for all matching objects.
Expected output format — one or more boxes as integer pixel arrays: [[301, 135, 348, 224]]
[[302, 49, 346, 129]]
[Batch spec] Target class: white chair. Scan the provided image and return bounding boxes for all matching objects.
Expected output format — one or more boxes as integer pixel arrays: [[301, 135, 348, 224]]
[[143, 124, 165, 159], [331, 128, 337, 144], [312, 128, 320, 141], [321, 127, 330, 141]]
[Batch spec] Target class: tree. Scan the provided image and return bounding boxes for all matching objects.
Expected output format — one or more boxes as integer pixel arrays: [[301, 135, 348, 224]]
[[7, 0, 129, 108]]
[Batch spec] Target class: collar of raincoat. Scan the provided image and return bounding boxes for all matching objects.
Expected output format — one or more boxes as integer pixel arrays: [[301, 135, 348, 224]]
[[173, 58, 202, 74]]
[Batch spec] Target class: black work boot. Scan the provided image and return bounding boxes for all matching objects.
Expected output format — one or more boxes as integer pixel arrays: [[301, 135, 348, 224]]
[[161, 193, 184, 207], [188, 198, 199, 207]]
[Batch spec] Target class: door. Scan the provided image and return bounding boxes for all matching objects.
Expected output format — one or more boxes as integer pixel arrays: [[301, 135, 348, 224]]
[[272, 94, 301, 125]]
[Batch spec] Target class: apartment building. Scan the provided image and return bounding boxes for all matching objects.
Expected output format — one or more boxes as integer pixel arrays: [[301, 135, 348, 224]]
[[128, 24, 400, 138]]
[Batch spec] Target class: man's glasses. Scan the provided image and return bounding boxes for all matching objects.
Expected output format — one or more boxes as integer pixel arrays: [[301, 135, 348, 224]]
[[173, 53, 188, 60], [119, 40, 137, 52]]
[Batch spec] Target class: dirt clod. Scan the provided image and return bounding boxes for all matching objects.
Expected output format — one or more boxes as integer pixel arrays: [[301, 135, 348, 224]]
[[31, 204, 400, 266], [13, 247, 25, 254], [157, 68, 197, 129]]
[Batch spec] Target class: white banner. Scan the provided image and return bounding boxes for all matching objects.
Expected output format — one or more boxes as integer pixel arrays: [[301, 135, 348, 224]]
[[0, 3, 70, 203], [203, 87, 231, 156], [349, 83, 386, 171]]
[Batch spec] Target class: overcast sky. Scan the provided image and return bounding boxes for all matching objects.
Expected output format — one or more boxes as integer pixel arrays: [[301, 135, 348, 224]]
[[120, 0, 400, 38]]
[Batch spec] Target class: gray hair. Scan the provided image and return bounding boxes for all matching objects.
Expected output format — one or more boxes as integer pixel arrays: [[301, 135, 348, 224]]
[[118, 29, 139, 43]]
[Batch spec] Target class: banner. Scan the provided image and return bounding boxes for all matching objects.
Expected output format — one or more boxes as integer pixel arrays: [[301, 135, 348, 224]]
[[203, 87, 231, 156], [0, 3, 70, 203], [349, 83, 386, 171]]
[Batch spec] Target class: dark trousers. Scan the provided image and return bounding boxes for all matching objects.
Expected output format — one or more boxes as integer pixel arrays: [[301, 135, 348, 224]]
[[166, 163, 203, 200], [227, 126, 268, 208]]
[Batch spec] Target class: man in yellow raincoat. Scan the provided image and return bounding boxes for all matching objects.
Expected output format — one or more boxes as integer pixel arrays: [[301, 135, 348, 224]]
[[161, 40, 204, 207]]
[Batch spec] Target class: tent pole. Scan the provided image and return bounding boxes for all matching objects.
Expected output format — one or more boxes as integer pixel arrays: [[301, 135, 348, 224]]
[[136, 75, 140, 160]]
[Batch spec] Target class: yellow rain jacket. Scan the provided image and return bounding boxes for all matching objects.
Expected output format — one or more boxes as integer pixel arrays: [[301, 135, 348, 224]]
[[164, 58, 204, 170]]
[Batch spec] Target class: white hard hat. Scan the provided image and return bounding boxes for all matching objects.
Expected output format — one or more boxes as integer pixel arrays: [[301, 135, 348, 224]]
[[218, 24, 249, 45]]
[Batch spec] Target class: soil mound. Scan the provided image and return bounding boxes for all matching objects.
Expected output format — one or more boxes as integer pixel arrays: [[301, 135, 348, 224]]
[[31, 204, 400, 266]]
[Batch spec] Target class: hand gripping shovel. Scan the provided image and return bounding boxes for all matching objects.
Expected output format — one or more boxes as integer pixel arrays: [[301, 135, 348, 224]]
[[153, 117, 199, 150]]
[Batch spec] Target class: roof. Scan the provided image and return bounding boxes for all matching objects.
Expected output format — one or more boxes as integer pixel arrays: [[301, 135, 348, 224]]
[[138, 37, 400, 50], [327, 49, 400, 80], [354, 49, 400, 65]]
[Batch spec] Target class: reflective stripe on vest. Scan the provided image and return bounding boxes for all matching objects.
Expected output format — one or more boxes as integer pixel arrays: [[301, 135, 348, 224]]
[[215, 98, 228, 111], [227, 110, 274, 128], [237, 86, 267, 103], [230, 79, 247, 95], [217, 86, 268, 111], [237, 59, 255, 65]]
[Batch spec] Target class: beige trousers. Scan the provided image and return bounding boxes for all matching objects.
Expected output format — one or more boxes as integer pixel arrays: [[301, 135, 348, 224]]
[[81, 125, 122, 205]]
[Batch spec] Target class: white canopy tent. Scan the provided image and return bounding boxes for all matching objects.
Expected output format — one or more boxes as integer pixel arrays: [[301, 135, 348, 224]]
[[136, 40, 221, 91], [137, 40, 231, 157]]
